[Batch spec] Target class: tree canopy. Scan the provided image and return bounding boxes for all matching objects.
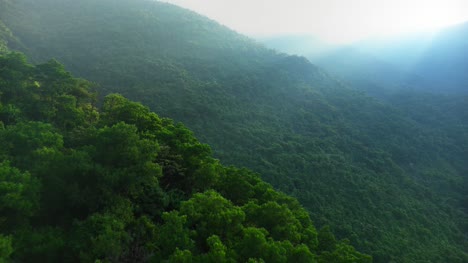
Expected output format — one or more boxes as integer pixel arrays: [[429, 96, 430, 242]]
[[0, 52, 372, 262], [0, 0, 467, 261]]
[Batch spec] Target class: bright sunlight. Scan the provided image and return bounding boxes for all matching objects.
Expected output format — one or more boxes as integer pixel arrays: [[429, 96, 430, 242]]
[[163, 0, 468, 43]]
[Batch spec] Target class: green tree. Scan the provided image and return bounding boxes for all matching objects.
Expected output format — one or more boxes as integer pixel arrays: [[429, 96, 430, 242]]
[[0, 235, 12, 263], [0, 161, 39, 230], [71, 213, 129, 262], [154, 211, 194, 260], [317, 226, 337, 253], [179, 190, 245, 245]]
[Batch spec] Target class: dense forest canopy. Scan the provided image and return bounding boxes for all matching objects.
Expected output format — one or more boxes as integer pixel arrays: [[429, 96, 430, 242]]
[[0, 0, 467, 262], [0, 51, 373, 262]]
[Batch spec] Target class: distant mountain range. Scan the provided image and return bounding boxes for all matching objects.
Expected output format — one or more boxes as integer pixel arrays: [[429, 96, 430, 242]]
[[1, 0, 467, 262], [263, 22, 468, 95]]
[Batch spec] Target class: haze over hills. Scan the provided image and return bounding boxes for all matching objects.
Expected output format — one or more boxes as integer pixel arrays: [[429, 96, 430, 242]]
[[0, 0, 467, 262], [358, 22, 468, 77], [263, 22, 468, 95]]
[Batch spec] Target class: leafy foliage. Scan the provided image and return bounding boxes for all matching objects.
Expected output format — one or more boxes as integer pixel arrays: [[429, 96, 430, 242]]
[[0, 0, 467, 261], [0, 52, 370, 262]]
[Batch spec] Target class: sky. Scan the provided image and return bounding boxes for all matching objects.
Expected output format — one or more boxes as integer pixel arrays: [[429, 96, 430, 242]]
[[162, 0, 468, 43]]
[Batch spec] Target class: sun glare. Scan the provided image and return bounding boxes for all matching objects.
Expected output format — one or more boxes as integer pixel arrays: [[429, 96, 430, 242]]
[[163, 0, 468, 44]]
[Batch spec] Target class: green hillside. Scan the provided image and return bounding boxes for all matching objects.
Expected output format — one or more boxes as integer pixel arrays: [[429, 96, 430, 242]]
[[1, 0, 467, 262], [0, 51, 373, 262]]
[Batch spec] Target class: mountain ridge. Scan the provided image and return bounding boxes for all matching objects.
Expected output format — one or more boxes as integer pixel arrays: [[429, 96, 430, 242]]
[[1, 0, 467, 262], [263, 22, 468, 95]]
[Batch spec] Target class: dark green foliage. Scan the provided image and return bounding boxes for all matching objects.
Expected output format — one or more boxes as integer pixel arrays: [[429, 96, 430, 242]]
[[0, 161, 39, 229], [0, 0, 466, 261], [317, 226, 337, 253], [0, 234, 12, 263], [0, 53, 370, 262]]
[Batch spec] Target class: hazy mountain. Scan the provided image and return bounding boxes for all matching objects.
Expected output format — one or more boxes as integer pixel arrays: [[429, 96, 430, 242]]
[[259, 34, 340, 58], [263, 22, 468, 94], [1, 0, 467, 262], [404, 22, 468, 93]]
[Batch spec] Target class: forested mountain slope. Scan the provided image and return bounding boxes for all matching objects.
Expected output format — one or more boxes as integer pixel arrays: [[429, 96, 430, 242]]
[[0, 51, 372, 262], [1, 0, 467, 262]]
